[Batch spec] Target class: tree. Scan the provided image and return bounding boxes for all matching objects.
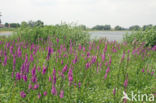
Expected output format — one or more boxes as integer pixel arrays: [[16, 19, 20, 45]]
[[114, 25, 126, 30], [10, 23, 20, 28], [79, 25, 86, 30], [142, 24, 153, 31], [92, 25, 105, 30], [4, 23, 9, 27], [28, 20, 35, 27], [21, 21, 28, 28], [129, 25, 141, 31], [34, 20, 44, 27], [103, 25, 111, 30]]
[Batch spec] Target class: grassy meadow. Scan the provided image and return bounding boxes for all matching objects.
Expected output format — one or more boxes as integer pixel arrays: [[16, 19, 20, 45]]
[[0, 26, 156, 103]]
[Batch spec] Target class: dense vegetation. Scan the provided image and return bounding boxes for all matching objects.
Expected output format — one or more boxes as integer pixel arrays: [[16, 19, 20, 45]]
[[124, 28, 156, 47], [0, 35, 156, 103], [0, 24, 156, 103]]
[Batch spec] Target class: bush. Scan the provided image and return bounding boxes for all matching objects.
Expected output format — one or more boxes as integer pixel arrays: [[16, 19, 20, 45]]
[[123, 28, 156, 47], [10, 24, 90, 47]]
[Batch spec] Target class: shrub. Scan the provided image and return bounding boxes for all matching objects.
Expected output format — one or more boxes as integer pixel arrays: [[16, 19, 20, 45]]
[[10, 24, 90, 47], [123, 28, 156, 47]]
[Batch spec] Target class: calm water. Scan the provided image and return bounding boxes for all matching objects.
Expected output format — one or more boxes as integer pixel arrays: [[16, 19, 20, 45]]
[[89, 31, 131, 41], [0, 32, 12, 36], [0, 31, 131, 42]]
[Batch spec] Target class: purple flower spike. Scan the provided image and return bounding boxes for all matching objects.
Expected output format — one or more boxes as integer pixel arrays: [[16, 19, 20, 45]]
[[42, 65, 47, 75], [44, 91, 47, 96], [16, 72, 21, 80], [104, 73, 108, 80], [23, 75, 27, 82], [59, 90, 64, 98], [51, 85, 57, 95], [34, 84, 39, 90], [20, 91, 26, 98], [113, 88, 116, 96], [124, 79, 128, 88], [3, 56, 7, 66], [62, 64, 68, 73]]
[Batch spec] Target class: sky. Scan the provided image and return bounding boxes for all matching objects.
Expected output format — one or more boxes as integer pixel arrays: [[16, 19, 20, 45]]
[[0, 0, 156, 28]]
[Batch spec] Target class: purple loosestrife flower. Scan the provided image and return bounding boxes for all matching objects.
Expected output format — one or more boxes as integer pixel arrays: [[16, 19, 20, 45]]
[[132, 49, 136, 55], [30, 54, 34, 62], [51, 85, 57, 95], [42, 65, 47, 75], [24, 54, 28, 63], [86, 62, 91, 69], [105, 62, 108, 67], [83, 46, 85, 52], [59, 90, 64, 98], [47, 47, 51, 60], [78, 81, 81, 88], [37, 67, 41, 72], [10, 45, 13, 54], [3, 56, 7, 66], [109, 56, 112, 65], [68, 68, 73, 85], [33, 84, 39, 90], [61, 59, 63, 65], [152, 45, 156, 51], [104, 44, 107, 53], [20, 91, 26, 98], [56, 38, 59, 43], [124, 79, 128, 88], [49, 76, 52, 82], [104, 73, 108, 80], [142, 68, 145, 73], [91, 56, 97, 64], [23, 75, 27, 82], [73, 56, 78, 64], [52, 68, 56, 85], [31, 65, 36, 76], [79, 44, 82, 51], [102, 54, 105, 62], [97, 45, 99, 50], [13, 55, 16, 67], [113, 88, 116, 96], [87, 52, 90, 57], [17, 47, 22, 57], [44, 91, 47, 96], [106, 66, 110, 73], [58, 71, 64, 78], [30, 43, 34, 51], [16, 72, 21, 80], [151, 71, 154, 75], [31, 75, 37, 83], [28, 84, 32, 89], [62, 64, 68, 73]]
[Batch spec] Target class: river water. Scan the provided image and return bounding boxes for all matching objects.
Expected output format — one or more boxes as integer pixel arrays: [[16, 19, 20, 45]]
[[89, 31, 131, 41], [0, 32, 12, 36], [0, 31, 131, 41]]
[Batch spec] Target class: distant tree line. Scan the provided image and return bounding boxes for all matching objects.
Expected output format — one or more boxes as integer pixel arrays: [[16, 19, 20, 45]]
[[4, 20, 44, 28], [3, 21, 156, 31], [90, 24, 156, 31]]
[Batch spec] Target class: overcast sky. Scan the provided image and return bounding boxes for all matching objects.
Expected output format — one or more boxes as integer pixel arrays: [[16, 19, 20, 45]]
[[0, 0, 156, 27]]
